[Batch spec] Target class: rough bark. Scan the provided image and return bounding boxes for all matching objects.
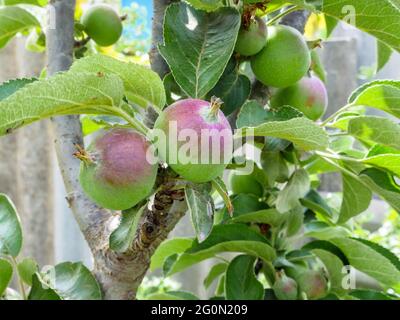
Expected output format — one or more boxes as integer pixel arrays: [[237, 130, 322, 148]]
[[47, 0, 186, 300]]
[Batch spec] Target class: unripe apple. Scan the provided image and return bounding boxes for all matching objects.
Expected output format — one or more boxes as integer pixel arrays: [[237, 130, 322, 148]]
[[78, 128, 157, 210], [273, 271, 298, 300], [81, 4, 123, 46], [271, 75, 328, 120], [154, 98, 233, 183], [297, 269, 329, 300], [235, 17, 267, 56], [251, 25, 311, 88], [228, 168, 263, 197]]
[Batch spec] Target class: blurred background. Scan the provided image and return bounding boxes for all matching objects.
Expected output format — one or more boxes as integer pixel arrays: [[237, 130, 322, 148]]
[[0, 0, 399, 298]]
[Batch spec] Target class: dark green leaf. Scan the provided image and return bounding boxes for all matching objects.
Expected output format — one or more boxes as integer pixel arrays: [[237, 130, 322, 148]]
[[109, 204, 146, 253], [208, 59, 251, 115], [236, 100, 268, 129], [0, 258, 13, 297], [0, 193, 22, 257], [225, 255, 264, 300], [159, 2, 241, 98], [377, 40, 393, 72], [0, 78, 37, 101], [349, 289, 396, 300], [167, 224, 276, 275], [300, 189, 333, 218], [359, 168, 400, 213], [338, 172, 372, 223], [203, 262, 227, 289], [303, 240, 349, 265], [229, 208, 288, 228], [150, 238, 194, 271], [330, 238, 400, 287], [52, 262, 102, 300], [185, 183, 214, 242], [28, 274, 61, 300]]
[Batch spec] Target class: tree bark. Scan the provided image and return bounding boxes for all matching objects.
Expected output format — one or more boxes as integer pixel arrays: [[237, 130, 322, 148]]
[[47, 0, 186, 299]]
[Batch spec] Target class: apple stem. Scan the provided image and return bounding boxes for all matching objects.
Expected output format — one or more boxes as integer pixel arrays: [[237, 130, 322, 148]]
[[210, 96, 224, 117], [73, 144, 94, 165]]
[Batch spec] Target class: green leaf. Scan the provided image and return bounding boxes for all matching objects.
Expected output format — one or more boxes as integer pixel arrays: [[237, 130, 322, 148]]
[[229, 209, 288, 228], [236, 100, 268, 129], [305, 221, 351, 240], [185, 184, 214, 242], [0, 193, 22, 257], [163, 254, 179, 277], [300, 189, 333, 218], [330, 238, 400, 287], [312, 249, 347, 297], [349, 289, 397, 300], [167, 224, 276, 275], [29, 263, 102, 300], [145, 290, 199, 300], [0, 6, 39, 48], [211, 177, 232, 215], [353, 238, 400, 271], [17, 258, 38, 286], [185, 0, 223, 11], [349, 80, 400, 119], [237, 117, 329, 151], [377, 40, 393, 72], [338, 172, 372, 223], [276, 169, 310, 213], [324, 14, 339, 38], [28, 274, 61, 300], [285, 206, 305, 237], [322, 0, 400, 52], [261, 150, 289, 186], [3, 0, 47, 5], [225, 255, 264, 300], [203, 262, 227, 289], [362, 154, 400, 178], [347, 116, 400, 150], [159, 2, 241, 98], [109, 204, 146, 253], [0, 78, 37, 101], [0, 258, 13, 297], [52, 262, 102, 300], [0, 72, 124, 136], [69, 54, 166, 111], [207, 59, 251, 115], [348, 80, 400, 119], [218, 194, 267, 223], [150, 238, 194, 271], [303, 240, 349, 265], [359, 168, 400, 213]]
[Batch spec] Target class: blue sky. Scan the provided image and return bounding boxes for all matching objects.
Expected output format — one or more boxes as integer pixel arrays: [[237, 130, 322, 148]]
[[122, 0, 153, 27]]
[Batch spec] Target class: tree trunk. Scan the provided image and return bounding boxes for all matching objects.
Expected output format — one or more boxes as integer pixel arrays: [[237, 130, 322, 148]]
[[46, 0, 186, 299]]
